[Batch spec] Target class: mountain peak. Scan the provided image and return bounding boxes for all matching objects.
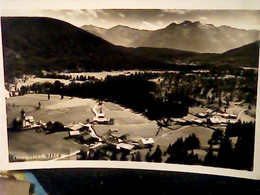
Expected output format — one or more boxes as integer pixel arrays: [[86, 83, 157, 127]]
[[181, 20, 201, 26], [165, 22, 177, 29], [165, 21, 202, 30], [109, 25, 130, 30], [81, 24, 106, 30], [182, 20, 193, 24]]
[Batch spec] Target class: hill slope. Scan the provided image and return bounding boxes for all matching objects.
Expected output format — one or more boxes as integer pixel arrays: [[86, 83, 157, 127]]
[[1, 17, 163, 79], [216, 41, 259, 66]]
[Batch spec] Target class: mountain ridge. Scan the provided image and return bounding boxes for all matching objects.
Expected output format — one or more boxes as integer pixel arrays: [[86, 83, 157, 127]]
[[81, 21, 260, 53], [1, 17, 259, 80]]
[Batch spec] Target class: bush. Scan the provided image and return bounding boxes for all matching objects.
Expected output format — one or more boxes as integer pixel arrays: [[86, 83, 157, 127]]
[[53, 121, 64, 132], [12, 117, 23, 130], [46, 121, 64, 133]]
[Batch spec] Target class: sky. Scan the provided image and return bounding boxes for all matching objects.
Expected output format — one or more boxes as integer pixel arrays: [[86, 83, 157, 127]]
[[1, 9, 260, 31]]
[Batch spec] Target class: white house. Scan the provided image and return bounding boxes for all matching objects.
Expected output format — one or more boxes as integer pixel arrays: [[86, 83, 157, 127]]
[[68, 130, 81, 137], [67, 122, 88, 132], [138, 137, 155, 148], [9, 84, 19, 97], [67, 122, 88, 137], [116, 143, 135, 151], [197, 113, 208, 118], [22, 115, 41, 129]]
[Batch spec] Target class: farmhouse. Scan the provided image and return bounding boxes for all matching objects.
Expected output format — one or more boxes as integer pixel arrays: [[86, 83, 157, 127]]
[[138, 137, 155, 148], [116, 143, 135, 153], [80, 134, 100, 145], [67, 122, 88, 132], [105, 136, 122, 147], [8, 84, 19, 97], [67, 122, 89, 137], [68, 130, 80, 137]]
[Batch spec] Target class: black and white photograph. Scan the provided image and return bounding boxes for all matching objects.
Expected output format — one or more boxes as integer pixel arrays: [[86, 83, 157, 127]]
[[1, 6, 260, 175]]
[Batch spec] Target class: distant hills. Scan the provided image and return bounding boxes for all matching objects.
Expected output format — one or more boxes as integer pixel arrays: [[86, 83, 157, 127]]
[[82, 21, 260, 53], [123, 40, 259, 67], [211, 41, 259, 66], [82, 24, 151, 50], [1, 17, 259, 80], [1, 17, 165, 79]]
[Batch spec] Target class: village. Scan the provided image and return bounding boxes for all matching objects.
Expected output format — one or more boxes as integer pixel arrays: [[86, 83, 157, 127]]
[[7, 90, 158, 161], [6, 90, 251, 163], [5, 68, 256, 165]]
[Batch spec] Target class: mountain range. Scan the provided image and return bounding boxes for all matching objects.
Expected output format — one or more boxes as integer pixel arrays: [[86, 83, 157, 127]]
[[1, 17, 259, 80], [82, 21, 260, 53], [1, 17, 166, 80]]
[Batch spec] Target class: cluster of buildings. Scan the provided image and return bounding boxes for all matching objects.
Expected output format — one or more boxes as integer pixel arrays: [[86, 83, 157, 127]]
[[66, 102, 154, 156], [17, 102, 154, 159], [19, 109, 43, 129], [5, 84, 20, 98], [101, 130, 154, 153], [5, 76, 30, 98], [173, 108, 238, 126]]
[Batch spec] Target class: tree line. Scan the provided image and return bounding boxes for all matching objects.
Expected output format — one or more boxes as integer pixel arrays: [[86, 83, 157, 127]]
[[20, 73, 189, 121]]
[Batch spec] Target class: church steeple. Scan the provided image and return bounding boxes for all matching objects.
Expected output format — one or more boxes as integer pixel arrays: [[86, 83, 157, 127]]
[[20, 109, 25, 119]]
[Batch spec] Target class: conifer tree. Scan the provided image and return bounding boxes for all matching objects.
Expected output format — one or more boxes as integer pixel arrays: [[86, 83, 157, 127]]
[[145, 152, 152, 162], [152, 145, 162, 162], [135, 151, 142, 161], [111, 151, 117, 161]]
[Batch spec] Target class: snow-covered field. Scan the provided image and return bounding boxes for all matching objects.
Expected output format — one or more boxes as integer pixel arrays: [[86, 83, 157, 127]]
[[7, 94, 214, 161]]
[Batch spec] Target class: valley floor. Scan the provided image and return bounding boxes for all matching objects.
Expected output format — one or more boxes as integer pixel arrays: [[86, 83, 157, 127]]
[[7, 94, 218, 162]]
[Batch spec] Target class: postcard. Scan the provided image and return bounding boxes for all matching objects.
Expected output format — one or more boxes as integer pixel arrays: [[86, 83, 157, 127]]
[[0, 0, 260, 180]]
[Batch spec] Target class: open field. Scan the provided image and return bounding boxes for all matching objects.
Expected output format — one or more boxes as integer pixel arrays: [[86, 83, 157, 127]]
[[7, 94, 96, 126], [8, 130, 80, 160], [16, 77, 75, 90], [58, 70, 179, 80], [7, 94, 215, 161], [14, 70, 177, 89]]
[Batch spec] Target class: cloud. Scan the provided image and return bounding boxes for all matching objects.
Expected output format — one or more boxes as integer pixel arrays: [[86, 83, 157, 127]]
[[78, 10, 109, 19], [118, 13, 125, 18], [157, 20, 163, 26], [86, 10, 98, 18], [199, 16, 208, 20], [140, 21, 160, 30], [158, 13, 164, 17], [2, 9, 259, 31], [162, 9, 186, 15]]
